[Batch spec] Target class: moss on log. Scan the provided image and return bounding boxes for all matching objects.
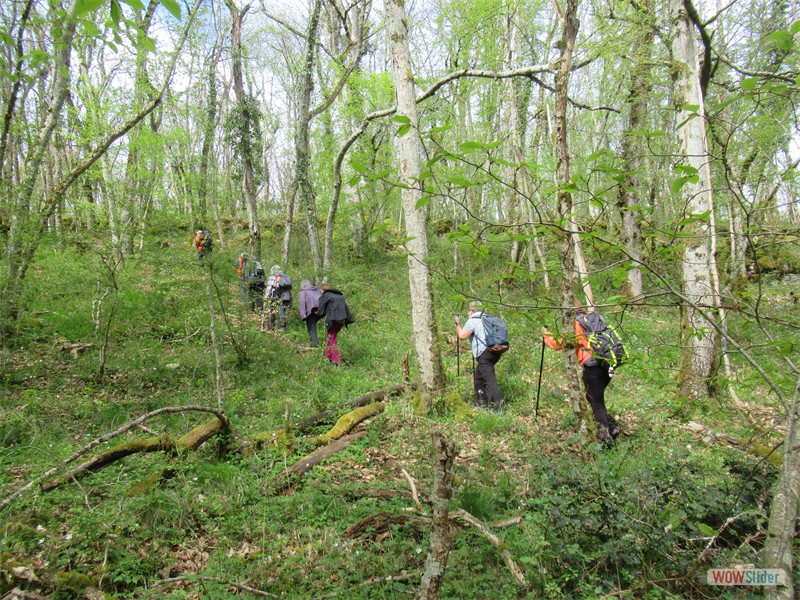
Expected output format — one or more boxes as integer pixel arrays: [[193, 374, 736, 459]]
[[42, 418, 227, 492], [311, 403, 384, 446]]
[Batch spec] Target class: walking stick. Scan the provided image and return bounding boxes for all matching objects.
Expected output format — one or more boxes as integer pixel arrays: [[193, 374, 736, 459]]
[[535, 337, 545, 420], [455, 314, 460, 377]]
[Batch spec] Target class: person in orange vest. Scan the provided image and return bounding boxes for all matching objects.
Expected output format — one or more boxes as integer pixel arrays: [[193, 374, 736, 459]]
[[541, 305, 619, 446], [194, 228, 213, 262], [235, 253, 249, 297]]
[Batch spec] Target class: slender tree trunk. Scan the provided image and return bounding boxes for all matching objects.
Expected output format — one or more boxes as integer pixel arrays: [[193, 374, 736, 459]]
[[225, 0, 261, 261], [616, 0, 653, 300], [293, 0, 323, 275], [385, 0, 446, 406], [552, 0, 591, 433], [416, 435, 457, 600], [671, 0, 718, 401], [763, 376, 800, 600]]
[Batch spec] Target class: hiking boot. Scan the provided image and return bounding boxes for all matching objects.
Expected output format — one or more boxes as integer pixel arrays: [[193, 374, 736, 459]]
[[597, 424, 616, 448], [608, 415, 621, 439], [475, 390, 488, 409]]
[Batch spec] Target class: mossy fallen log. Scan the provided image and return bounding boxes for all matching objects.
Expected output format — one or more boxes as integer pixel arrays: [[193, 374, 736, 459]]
[[294, 383, 413, 433], [42, 418, 228, 492], [311, 403, 384, 446]]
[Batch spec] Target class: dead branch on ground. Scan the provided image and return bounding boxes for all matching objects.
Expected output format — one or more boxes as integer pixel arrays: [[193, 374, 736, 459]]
[[684, 421, 783, 467]]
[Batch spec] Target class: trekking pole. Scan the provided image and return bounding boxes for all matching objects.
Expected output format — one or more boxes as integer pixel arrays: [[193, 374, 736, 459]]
[[454, 313, 460, 377], [535, 337, 545, 420]]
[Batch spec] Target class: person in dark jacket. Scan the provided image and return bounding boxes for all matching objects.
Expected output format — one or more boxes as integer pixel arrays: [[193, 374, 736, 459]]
[[317, 283, 353, 365], [298, 279, 322, 348]]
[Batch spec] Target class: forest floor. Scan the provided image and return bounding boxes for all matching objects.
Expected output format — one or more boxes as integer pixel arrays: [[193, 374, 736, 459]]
[[1, 229, 798, 599]]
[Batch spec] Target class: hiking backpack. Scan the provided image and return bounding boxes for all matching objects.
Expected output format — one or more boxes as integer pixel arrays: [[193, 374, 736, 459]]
[[479, 314, 510, 354], [277, 274, 293, 307], [576, 311, 628, 368], [197, 230, 213, 249]]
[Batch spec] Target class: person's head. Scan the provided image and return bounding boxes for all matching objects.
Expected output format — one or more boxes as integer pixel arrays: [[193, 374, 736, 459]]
[[320, 283, 331, 292], [240, 253, 247, 260], [573, 299, 586, 315], [270, 265, 281, 276], [300, 279, 312, 289], [467, 300, 482, 316]]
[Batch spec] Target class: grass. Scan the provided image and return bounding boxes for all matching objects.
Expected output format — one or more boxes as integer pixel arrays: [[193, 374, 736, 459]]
[[0, 224, 798, 598]]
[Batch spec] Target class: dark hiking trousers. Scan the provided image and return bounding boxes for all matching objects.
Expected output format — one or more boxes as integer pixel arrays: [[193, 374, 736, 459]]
[[304, 314, 320, 348], [582, 363, 612, 431], [474, 349, 502, 409]]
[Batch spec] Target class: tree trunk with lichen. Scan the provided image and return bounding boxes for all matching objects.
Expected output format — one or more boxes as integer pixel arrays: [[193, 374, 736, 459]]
[[671, 0, 718, 402], [417, 435, 458, 600], [385, 0, 446, 409]]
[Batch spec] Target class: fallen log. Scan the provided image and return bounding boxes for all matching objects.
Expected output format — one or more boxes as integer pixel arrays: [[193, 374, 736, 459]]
[[683, 421, 783, 468], [294, 383, 413, 433], [266, 431, 368, 496], [311, 403, 384, 446], [342, 512, 426, 540], [42, 417, 229, 491]]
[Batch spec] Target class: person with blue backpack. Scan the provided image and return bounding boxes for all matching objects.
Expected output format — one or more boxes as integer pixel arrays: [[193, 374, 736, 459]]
[[455, 301, 506, 411], [541, 304, 622, 446]]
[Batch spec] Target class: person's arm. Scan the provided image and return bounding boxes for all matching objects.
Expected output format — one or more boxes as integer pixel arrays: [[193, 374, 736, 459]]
[[455, 315, 473, 340], [541, 326, 564, 350]]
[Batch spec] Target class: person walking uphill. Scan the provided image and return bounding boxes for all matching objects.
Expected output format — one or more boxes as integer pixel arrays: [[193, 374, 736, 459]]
[[455, 301, 504, 411], [298, 279, 322, 348], [541, 306, 620, 446], [263, 265, 293, 331], [317, 283, 353, 366], [194, 228, 213, 262]]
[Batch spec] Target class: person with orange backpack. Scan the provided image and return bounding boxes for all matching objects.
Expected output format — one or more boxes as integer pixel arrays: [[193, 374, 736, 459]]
[[194, 228, 213, 262]]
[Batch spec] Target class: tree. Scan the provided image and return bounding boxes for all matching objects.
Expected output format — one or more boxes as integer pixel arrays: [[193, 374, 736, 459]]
[[224, 0, 262, 261], [670, 0, 719, 402], [385, 0, 446, 406]]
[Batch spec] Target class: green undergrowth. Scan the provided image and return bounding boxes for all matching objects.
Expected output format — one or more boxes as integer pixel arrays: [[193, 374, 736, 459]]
[[0, 226, 797, 598]]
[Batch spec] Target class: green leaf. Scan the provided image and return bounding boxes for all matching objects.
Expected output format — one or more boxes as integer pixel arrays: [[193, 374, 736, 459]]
[[671, 176, 689, 195], [347, 175, 361, 186], [681, 104, 700, 113], [587, 149, 608, 161], [415, 196, 430, 210], [139, 35, 156, 52], [446, 174, 472, 187], [110, 0, 121, 24], [75, 0, 105, 17], [459, 141, 484, 152], [741, 77, 759, 92], [392, 114, 411, 124], [350, 159, 367, 173], [765, 30, 790, 43], [696, 522, 718, 537], [161, 0, 181, 19], [397, 124, 411, 137], [791, 20, 800, 34], [431, 124, 452, 133]]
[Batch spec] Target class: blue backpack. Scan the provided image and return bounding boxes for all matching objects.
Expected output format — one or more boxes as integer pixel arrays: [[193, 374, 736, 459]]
[[479, 314, 510, 354]]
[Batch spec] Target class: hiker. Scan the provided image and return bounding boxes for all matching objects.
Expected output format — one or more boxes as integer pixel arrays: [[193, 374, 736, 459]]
[[317, 283, 353, 366], [541, 306, 620, 446], [235, 253, 249, 297], [298, 279, 322, 348], [455, 301, 504, 411], [194, 228, 213, 262], [247, 262, 266, 313], [264, 265, 293, 331]]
